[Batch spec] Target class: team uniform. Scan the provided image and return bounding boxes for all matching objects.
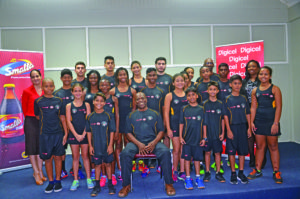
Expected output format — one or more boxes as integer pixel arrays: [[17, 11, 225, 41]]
[[179, 104, 204, 161], [203, 99, 224, 153], [53, 88, 74, 112], [115, 87, 133, 133], [196, 73, 220, 83], [103, 95, 115, 117], [85, 91, 99, 112], [86, 111, 116, 165], [68, 102, 89, 145], [217, 80, 231, 101], [196, 81, 211, 104], [254, 85, 281, 136], [71, 78, 88, 88], [131, 77, 146, 93], [120, 109, 173, 186], [101, 74, 115, 88], [241, 78, 260, 104], [156, 73, 172, 95], [169, 92, 189, 137], [34, 96, 65, 160], [140, 86, 165, 114], [224, 94, 250, 156]]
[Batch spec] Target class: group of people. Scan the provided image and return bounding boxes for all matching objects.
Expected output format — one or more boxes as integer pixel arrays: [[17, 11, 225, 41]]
[[22, 56, 283, 197]]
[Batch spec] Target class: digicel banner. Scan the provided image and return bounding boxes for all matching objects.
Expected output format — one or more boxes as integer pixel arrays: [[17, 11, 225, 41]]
[[216, 40, 264, 78]]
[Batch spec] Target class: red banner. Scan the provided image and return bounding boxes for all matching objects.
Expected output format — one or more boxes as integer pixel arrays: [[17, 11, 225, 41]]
[[216, 41, 264, 78], [0, 50, 44, 171]]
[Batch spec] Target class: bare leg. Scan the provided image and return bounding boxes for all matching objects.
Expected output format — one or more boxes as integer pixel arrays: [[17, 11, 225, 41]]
[[37, 156, 46, 180], [229, 155, 236, 172], [205, 151, 211, 172], [194, 161, 200, 175], [115, 133, 123, 172], [45, 156, 54, 181], [106, 163, 112, 180], [71, 145, 80, 180], [172, 137, 180, 171], [255, 135, 267, 170], [238, 155, 245, 171], [81, 144, 91, 178], [54, 156, 62, 181], [179, 144, 185, 173], [215, 153, 221, 172], [267, 136, 280, 171], [95, 164, 101, 181], [164, 134, 170, 148], [184, 160, 191, 176]]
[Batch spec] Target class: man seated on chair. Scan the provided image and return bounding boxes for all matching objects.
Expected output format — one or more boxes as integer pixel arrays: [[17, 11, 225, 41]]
[[118, 92, 175, 197]]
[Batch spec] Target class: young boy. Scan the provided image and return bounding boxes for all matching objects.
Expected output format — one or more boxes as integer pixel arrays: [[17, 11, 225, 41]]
[[217, 63, 231, 101], [179, 87, 205, 190], [196, 66, 211, 105], [34, 78, 68, 193], [87, 93, 116, 196], [223, 75, 251, 184], [202, 81, 225, 183]]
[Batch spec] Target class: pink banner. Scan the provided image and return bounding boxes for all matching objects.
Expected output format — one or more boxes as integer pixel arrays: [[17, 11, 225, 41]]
[[216, 40, 264, 78], [0, 50, 44, 170]]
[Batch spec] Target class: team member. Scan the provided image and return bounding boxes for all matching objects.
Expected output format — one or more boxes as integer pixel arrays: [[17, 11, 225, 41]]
[[202, 82, 225, 183], [196, 58, 220, 83], [179, 87, 205, 190], [247, 66, 283, 183], [85, 70, 101, 112], [66, 83, 93, 191], [118, 92, 175, 197], [34, 78, 68, 193], [196, 66, 211, 104], [101, 56, 116, 88], [164, 74, 189, 182], [71, 62, 88, 88], [110, 67, 136, 180], [22, 69, 46, 185], [87, 93, 116, 196], [223, 75, 251, 185], [53, 69, 74, 179], [184, 67, 196, 87], [180, 71, 190, 90], [99, 79, 119, 186], [217, 63, 231, 101], [129, 61, 147, 92]]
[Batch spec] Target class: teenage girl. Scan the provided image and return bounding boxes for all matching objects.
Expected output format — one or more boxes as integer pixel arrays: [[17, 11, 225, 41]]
[[184, 67, 196, 87], [164, 73, 189, 182], [85, 70, 101, 112], [66, 83, 93, 191], [247, 66, 283, 183], [180, 71, 190, 91], [109, 67, 136, 179], [129, 61, 147, 92]]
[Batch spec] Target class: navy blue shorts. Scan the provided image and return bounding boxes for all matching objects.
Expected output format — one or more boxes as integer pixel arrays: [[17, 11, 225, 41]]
[[254, 119, 281, 136], [203, 139, 223, 153], [39, 134, 65, 160], [226, 123, 248, 156], [181, 144, 203, 161], [92, 153, 114, 165]]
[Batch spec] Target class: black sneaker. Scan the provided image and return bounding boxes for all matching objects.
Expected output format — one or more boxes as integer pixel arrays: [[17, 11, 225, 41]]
[[203, 171, 211, 182], [45, 183, 54, 193], [215, 172, 225, 183], [54, 182, 63, 192], [273, 171, 283, 184], [247, 169, 263, 180], [237, 173, 249, 184], [108, 185, 116, 195], [230, 173, 238, 184], [91, 186, 101, 197]]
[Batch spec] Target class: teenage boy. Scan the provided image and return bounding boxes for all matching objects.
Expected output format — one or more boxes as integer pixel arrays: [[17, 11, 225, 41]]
[[217, 63, 231, 101], [101, 56, 116, 88], [223, 75, 251, 185], [71, 61, 88, 88], [34, 78, 68, 193]]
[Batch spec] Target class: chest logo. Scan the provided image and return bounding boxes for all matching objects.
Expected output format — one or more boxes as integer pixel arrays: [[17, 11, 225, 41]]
[[72, 108, 77, 114]]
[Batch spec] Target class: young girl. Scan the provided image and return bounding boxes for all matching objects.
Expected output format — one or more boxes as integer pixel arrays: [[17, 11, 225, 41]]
[[110, 67, 136, 180], [247, 66, 283, 184], [85, 70, 101, 112], [66, 83, 93, 191], [184, 67, 196, 88], [99, 79, 119, 186], [196, 66, 211, 104], [180, 71, 190, 91], [164, 74, 188, 182], [129, 61, 147, 92]]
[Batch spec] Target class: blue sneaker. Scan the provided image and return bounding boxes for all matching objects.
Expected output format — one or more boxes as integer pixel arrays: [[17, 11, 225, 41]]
[[87, 178, 94, 189], [184, 178, 193, 190], [195, 177, 205, 189], [91, 169, 95, 181], [178, 172, 186, 181], [70, 180, 79, 191]]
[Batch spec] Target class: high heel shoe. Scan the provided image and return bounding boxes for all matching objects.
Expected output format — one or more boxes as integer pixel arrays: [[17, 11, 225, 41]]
[[40, 175, 47, 182], [33, 173, 43, 185]]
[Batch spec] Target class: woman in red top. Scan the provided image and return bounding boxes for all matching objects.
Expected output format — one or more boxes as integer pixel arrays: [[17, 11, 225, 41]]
[[22, 69, 46, 185]]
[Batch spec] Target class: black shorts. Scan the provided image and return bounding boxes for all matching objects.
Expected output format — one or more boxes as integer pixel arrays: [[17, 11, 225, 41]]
[[39, 133, 65, 160], [24, 116, 40, 155], [226, 123, 248, 156], [68, 131, 88, 145], [172, 128, 179, 137], [203, 139, 223, 153], [254, 119, 281, 136], [181, 144, 203, 161], [92, 153, 114, 165]]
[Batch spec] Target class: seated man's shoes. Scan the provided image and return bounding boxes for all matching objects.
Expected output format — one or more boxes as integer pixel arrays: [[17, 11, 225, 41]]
[[165, 184, 176, 196], [118, 184, 131, 198]]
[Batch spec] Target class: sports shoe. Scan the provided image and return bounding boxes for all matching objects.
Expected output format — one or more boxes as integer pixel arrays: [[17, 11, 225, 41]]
[[112, 174, 117, 185], [247, 169, 263, 180], [132, 160, 137, 172], [138, 160, 145, 171], [54, 181, 63, 192], [78, 169, 86, 179], [156, 165, 161, 173], [61, 170, 68, 179], [203, 171, 211, 182], [117, 171, 122, 181], [195, 177, 205, 189], [90, 186, 101, 197], [215, 172, 225, 183], [173, 171, 178, 182], [45, 183, 54, 193], [200, 164, 205, 175], [91, 169, 95, 181], [87, 178, 94, 189], [227, 161, 238, 169], [70, 180, 79, 191], [230, 173, 238, 185], [178, 172, 186, 181], [184, 178, 193, 190], [273, 171, 283, 184], [100, 175, 107, 187], [141, 166, 150, 178], [237, 173, 249, 184], [108, 185, 116, 194]]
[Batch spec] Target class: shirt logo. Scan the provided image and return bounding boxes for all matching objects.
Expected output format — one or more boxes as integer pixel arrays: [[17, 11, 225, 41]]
[[241, 103, 245, 108], [148, 116, 153, 120], [174, 99, 179, 104], [132, 85, 137, 88], [72, 108, 77, 114], [71, 96, 74, 100], [164, 81, 169, 85], [237, 105, 241, 108], [87, 94, 92, 99], [216, 109, 221, 114], [50, 106, 54, 109], [211, 110, 215, 113], [155, 94, 160, 99], [116, 94, 120, 98], [228, 88, 232, 92], [197, 116, 201, 120], [270, 94, 274, 98], [102, 121, 107, 127], [256, 93, 260, 97], [55, 105, 60, 110]]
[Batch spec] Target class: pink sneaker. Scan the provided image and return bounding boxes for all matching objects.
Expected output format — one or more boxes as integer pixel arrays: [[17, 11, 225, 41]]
[[100, 175, 107, 187], [112, 174, 117, 185]]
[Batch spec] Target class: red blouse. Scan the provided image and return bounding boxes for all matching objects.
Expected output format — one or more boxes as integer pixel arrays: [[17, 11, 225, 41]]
[[22, 85, 44, 117]]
